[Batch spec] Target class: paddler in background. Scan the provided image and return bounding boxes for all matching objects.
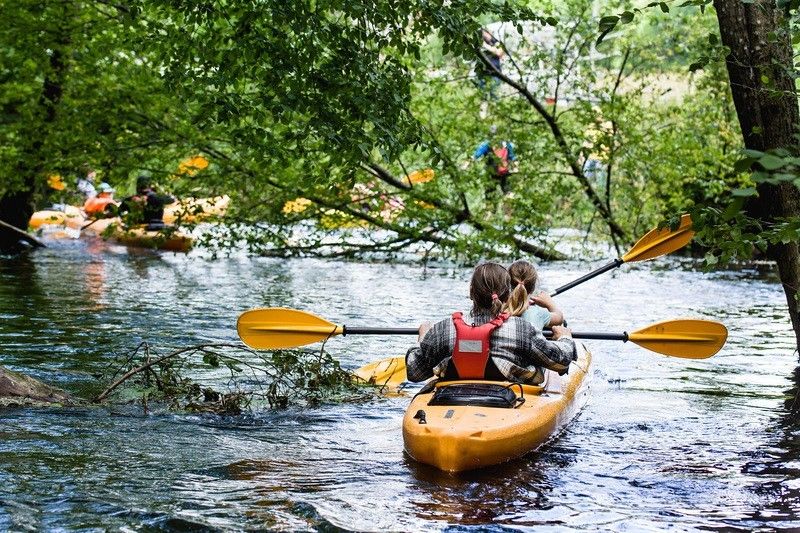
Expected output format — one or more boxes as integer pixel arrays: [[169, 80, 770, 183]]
[[76, 165, 98, 200], [119, 172, 176, 230], [83, 182, 118, 217], [406, 262, 575, 384]]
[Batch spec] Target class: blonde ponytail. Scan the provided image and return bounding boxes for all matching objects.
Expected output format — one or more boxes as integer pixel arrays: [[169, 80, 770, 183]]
[[504, 282, 529, 317]]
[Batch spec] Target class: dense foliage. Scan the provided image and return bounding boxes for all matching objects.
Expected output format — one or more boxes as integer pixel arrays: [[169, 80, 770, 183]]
[[0, 0, 794, 265]]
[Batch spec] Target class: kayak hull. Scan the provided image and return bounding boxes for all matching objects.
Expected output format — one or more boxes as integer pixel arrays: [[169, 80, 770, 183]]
[[110, 225, 193, 253], [28, 206, 84, 230], [402, 345, 591, 472]]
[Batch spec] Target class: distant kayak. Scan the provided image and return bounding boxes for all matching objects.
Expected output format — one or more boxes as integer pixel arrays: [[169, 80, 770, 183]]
[[29, 195, 229, 230], [163, 195, 230, 224], [402, 345, 591, 472], [28, 205, 84, 231], [28, 196, 228, 252], [34, 214, 193, 252]]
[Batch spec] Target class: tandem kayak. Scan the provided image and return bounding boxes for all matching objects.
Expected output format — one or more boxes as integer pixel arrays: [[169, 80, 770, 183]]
[[28, 195, 229, 230], [30, 211, 193, 252], [402, 344, 591, 472], [28, 196, 229, 251]]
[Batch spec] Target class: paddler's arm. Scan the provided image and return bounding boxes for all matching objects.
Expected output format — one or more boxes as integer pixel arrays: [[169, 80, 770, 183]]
[[530, 292, 564, 327], [405, 319, 448, 382], [525, 324, 577, 375]]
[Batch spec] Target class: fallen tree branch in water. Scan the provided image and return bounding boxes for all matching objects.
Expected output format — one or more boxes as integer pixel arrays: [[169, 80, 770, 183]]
[[94, 341, 381, 413], [0, 219, 46, 248], [94, 342, 247, 403]]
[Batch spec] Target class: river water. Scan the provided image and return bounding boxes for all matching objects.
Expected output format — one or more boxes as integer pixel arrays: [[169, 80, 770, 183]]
[[0, 238, 798, 531]]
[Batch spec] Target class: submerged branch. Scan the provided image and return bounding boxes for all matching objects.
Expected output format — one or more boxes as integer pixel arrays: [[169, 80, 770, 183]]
[[95, 342, 245, 402]]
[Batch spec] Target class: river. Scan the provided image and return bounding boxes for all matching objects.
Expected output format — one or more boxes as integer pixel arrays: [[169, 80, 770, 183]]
[[0, 238, 798, 531]]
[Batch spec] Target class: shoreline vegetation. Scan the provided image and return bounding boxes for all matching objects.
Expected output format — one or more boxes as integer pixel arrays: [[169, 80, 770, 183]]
[[0, 1, 797, 346]]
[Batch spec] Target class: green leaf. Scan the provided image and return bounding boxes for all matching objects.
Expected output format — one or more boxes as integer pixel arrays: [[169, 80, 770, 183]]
[[689, 58, 708, 72], [660, 2, 670, 12], [731, 187, 757, 197], [596, 29, 613, 45], [759, 153, 785, 170], [598, 15, 619, 31], [733, 157, 755, 173], [620, 11, 635, 24], [722, 197, 745, 221], [708, 33, 718, 45]]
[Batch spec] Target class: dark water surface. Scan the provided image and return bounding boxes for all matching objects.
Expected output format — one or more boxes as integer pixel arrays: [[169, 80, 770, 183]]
[[1, 239, 798, 531]]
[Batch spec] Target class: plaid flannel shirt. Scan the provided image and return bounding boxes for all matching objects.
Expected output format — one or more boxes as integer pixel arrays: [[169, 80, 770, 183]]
[[405, 312, 577, 384]]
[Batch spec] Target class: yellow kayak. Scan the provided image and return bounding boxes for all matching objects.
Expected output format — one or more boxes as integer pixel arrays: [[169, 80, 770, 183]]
[[108, 224, 193, 252], [402, 345, 591, 472], [30, 212, 193, 252], [28, 205, 84, 230], [79, 218, 193, 252], [29, 195, 229, 230], [163, 195, 230, 224]]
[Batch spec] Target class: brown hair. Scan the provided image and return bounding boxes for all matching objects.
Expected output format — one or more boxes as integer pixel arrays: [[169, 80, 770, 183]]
[[505, 260, 539, 317], [470, 262, 511, 318]]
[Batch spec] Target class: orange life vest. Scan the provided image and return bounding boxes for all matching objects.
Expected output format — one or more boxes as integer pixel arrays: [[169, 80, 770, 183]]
[[451, 311, 509, 379], [492, 145, 510, 176], [83, 195, 116, 215]]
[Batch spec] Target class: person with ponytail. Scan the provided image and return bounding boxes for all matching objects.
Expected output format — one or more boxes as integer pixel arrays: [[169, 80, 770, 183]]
[[506, 260, 564, 330], [406, 262, 576, 384]]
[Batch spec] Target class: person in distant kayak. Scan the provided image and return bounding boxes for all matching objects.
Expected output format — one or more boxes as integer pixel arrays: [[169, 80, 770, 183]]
[[83, 182, 118, 217], [119, 172, 175, 229], [76, 167, 97, 200], [505, 260, 564, 330], [406, 262, 576, 384]]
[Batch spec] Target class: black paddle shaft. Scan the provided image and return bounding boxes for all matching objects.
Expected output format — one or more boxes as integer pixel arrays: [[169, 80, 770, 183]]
[[545, 330, 629, 342], [343, 327, 419, 336], [342, 326, 629, 342], [550, 258, 624, 296]]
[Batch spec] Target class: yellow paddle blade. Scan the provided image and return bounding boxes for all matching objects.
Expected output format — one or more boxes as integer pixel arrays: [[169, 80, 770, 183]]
[[628, 318, 727, 359], [237, 307, 344, 349], [352, 356, 407, 387], [622, 214, 694, 263]]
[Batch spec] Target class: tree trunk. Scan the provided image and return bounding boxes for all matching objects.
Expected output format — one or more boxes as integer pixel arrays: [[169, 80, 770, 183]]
[[0, 366, 76, 407], [713, 0, 800, 352], [0, 8, 70, 253], [0, 193, 36, 252]]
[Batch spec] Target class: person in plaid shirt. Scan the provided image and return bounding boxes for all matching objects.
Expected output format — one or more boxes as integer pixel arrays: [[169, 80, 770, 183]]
[[406, 262, 576, 384]]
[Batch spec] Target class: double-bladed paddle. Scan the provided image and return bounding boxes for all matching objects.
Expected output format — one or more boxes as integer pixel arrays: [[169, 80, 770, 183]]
[[237, 214, 706, 386], [237, 307, 728, 385]]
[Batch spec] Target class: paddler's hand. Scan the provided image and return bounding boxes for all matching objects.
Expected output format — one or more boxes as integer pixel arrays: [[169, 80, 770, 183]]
[[550, 325, 572, 340], [530, 292, 556, 310], [418, 322, 432, 342]]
